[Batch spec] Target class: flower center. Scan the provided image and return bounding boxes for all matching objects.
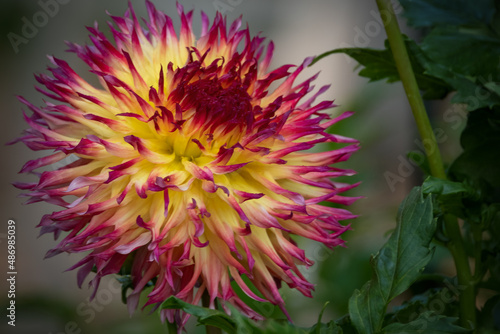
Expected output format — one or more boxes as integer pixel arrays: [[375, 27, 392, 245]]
[[187, 78, 252, 125], [174, 63, 255, 140]]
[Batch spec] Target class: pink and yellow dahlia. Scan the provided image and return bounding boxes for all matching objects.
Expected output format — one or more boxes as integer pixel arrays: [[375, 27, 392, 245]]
[[14, 1, 359, 325]]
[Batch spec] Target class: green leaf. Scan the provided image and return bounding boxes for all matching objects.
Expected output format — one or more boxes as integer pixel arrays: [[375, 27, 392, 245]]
[[412, 44, 500, 111], [386, 282, 463, 325], [311, 39, 450, 99], [349, 282, 380, 334], [417, 60, 500, 110], [231, 306, 330, 334], [160, 296, 236, 333], [396, 1, 500, 111], [421, 26, 500, 79], [335, 315, 358, 334], [305, 302, 343, 334], [262, 321, 308, 334], [484, 81, 500, 98], [160, 298, 347, 334], [422, 176, 480, 218], [308, 321, 343, 334], [404, 38, 453, 99], [449, 108, 500, 195], [422, 176, 470, 197], [348, 187, 435, 334], [383, 312, 471, 333], [399, 0, 496, 28]]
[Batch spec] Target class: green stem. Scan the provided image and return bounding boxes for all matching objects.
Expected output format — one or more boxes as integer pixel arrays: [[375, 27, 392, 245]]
[[444, 213, 476, 328], [375, 0, 476, 328], [166, 320, 178, 334], [202, 291, 222, 334], [471, 223, 484, 282]]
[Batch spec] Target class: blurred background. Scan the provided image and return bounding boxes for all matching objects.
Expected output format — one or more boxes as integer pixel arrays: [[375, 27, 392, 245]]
[[0, 0, 462, 333]]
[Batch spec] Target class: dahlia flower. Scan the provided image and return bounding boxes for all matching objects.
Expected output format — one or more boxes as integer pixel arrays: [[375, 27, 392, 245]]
[[13, 1, 359, 325]]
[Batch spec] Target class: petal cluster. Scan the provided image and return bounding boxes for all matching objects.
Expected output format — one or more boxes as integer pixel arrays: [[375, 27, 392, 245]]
[[14, 1, 359, 325]]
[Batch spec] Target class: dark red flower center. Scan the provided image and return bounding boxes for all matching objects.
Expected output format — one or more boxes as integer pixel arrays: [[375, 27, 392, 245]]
[[184, 77, 254, 134], [166, 52, 257, 137]]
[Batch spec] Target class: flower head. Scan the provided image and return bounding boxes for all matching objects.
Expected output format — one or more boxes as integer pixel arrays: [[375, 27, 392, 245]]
[[14, 1, 359, 325]]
